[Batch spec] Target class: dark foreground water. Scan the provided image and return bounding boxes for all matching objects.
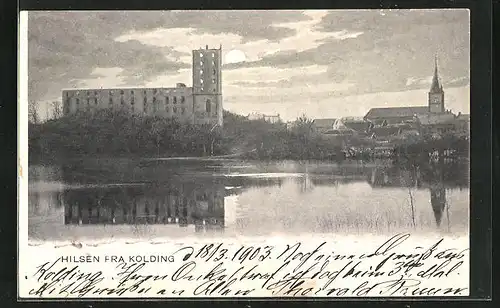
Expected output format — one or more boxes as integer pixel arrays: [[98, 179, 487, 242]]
[[27, 159, 469, 240]]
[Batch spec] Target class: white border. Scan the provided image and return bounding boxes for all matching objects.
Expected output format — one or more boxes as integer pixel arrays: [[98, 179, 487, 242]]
[[18, 10, 29, 299]]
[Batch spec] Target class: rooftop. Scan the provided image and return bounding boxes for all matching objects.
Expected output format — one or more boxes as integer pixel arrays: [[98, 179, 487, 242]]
[[416, 113, 456, 125], [365, 106, 429, 119], [370, 126, 401, 137], [340, 116, 365, 122], [313, 118, 337, 127], [63, 85, 192, 92]]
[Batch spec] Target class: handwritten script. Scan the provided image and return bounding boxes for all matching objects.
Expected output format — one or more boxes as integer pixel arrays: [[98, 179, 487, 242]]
[[21, 233, 469, 298]]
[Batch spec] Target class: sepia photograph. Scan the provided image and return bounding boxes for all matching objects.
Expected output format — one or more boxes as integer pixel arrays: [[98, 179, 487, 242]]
[[19, 9, 471, 298]]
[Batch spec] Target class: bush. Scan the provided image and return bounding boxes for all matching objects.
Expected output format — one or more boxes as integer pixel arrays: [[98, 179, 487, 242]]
[[29, 110, 344, 163]]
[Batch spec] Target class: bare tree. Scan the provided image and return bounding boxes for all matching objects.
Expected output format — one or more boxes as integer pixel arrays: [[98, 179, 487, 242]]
[[28, 102, 39, 124], [51, 101, 62, 119], [293, 114, 315, 137]]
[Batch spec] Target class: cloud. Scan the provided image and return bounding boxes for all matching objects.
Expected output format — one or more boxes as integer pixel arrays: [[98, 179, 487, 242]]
[[28, 11, 310, 103], [26, 10, 470, 122], [75, 67, 126, 88], [28, 12, 193, 104], [222, 9, 469, 95], [224, 85, 470, 122], [229, 68, 353, 90], [115, 10, 352, 66]]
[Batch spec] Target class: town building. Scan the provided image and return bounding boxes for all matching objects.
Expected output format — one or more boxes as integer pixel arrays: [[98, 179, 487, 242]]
[[364, 56, 448, 125], [62, 45, 223, 127], [312, 118, 336, 133], [454, 113, 470, 135], [333, 117, 370, 134], [247, 112, 281, 124], [364, 56, 469, 138], [368, 126, 402, 141], [415, 113, 457, 135]]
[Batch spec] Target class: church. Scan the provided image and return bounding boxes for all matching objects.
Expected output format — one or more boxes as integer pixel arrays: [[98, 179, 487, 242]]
[[364, 57, 469, 136], [364, 56, 449, 125]]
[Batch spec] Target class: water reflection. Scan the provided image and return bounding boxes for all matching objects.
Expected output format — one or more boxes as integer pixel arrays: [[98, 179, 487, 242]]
[[368, 161, 468, 228], [28, 160, 469, 238], [63, 181, 226, 233]]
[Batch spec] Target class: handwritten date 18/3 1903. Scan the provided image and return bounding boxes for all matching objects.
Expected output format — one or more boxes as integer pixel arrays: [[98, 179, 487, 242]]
[[172, 244, 274, 263]]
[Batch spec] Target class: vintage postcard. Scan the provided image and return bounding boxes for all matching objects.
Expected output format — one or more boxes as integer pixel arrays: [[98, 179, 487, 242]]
[[18, 9, 470, 299]]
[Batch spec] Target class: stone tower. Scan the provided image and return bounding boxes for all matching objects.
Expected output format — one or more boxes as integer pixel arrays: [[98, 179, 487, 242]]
[[428, 55, 445, 113], [192, 45, 223, 127]]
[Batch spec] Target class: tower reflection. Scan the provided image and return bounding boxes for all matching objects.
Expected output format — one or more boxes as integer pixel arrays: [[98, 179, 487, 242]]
[[64, 181, 226, 231], [430, 185, 446, 227], [368, 161, 467, 228]]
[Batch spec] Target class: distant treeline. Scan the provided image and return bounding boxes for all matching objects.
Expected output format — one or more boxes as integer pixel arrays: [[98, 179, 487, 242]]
[[392, 133, 469, 164], [28, 109, 469, 164], [28, 110, 344, 163]]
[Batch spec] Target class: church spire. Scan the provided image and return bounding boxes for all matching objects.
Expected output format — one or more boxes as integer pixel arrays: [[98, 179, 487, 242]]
[[430, 54, 443, 93]]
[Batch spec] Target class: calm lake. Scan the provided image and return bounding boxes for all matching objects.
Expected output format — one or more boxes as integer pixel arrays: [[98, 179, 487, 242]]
[[27, 159, 469, 241]]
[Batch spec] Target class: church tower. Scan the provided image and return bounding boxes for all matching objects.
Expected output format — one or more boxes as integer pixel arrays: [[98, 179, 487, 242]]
[[428, 55, 445, 113], [192, 45, 223, 127]]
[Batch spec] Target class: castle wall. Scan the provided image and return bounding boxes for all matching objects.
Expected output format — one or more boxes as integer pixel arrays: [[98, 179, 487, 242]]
[[63, 87, 195, 124], [62, 46, 223, 128]]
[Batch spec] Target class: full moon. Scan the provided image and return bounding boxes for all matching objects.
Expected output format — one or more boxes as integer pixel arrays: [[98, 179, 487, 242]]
[[224, 49, 247, 64]]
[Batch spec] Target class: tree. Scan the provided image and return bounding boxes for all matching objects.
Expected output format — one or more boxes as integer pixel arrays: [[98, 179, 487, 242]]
[[51, 101, 62, 119], [150, 117, 164, 157], [28, 102, 39, 124], [293, 114, 315, 136]]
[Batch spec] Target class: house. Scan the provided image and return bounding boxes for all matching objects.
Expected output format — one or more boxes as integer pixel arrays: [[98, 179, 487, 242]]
[[248, 112, 281, 124], [312, 118, 336, 133], [333, 117, 370, 134], [364, 106, 430, 125], [323, 129, 356, 137], [415, 113, 457, 136], [368, 126, 401, 141], [454, 113, 470, 135]]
